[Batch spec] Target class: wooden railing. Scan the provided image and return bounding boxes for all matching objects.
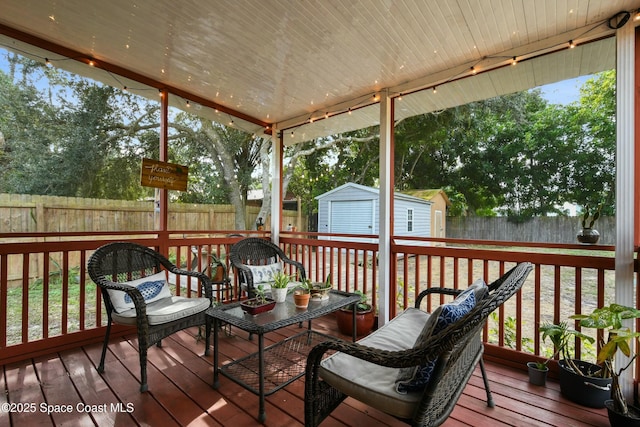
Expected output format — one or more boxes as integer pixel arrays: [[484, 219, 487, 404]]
[[0, 230, 636, 383]]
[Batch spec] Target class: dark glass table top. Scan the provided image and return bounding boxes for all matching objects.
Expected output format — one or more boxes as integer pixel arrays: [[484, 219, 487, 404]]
[[206, 289, 360, 334]]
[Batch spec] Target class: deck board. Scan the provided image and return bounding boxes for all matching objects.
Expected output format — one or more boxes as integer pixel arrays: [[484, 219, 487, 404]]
[[1, 314, 609, 426]]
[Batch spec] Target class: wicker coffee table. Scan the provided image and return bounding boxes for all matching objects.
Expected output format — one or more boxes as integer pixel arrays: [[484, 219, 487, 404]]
[[206, 289, 360, 422]]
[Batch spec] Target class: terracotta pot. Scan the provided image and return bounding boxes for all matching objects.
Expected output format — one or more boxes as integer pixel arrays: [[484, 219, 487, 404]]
[[293, 291, 310, 308], [212, 265, 225, 282], [335, 306, 375, 337]]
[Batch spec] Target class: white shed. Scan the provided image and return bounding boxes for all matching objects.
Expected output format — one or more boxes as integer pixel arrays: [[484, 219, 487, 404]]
[[316, 182, 432, 241]]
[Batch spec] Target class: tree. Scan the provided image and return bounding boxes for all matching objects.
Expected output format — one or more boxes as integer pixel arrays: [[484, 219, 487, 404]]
[[1, 49, 617, 228]]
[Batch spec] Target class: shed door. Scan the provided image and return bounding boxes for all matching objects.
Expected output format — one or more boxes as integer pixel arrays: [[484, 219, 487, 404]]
[[329, 200, 374, 234]]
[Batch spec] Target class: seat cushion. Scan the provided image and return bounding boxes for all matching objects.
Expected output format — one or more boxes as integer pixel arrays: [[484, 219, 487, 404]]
[[107, 271, 172, 313], [319, 307, 429, 419], [112, 296, 210, 325]]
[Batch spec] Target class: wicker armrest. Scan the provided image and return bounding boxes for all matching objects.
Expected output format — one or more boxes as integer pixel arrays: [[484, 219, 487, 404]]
[[96, 279, 149, 318], [282, 258, 307, 281], [415, 287, 460, 307], [166, 265, 214, 300]]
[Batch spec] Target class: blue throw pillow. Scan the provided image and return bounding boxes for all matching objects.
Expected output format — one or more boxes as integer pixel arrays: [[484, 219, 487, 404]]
[[396, 289, 476, 394]]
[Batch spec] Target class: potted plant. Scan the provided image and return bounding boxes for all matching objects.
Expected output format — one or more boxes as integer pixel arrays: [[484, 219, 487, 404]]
[[335, 290, 375, 337], [310, 274, 332, 301], [293, 280, 312, 309], [542, 315, 619, 408], [208, 254, 226, 282], [577, 203, 602, 244], [270, 271, 290, 303], [571, 304, 640, 425], [240, 284, 276, 315], [528, 322, 593, 386]]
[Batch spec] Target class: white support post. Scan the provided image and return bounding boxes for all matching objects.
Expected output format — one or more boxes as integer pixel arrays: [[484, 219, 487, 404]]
[[615, 21, 635, 400], [378, 89, 392, 327], [271, 125, 281, 245]]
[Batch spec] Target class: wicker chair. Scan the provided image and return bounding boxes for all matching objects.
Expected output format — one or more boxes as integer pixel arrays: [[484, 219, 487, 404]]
[[305, 262, 533, 427], [229, 237, 306, 298], [88, 242, 215, 392]]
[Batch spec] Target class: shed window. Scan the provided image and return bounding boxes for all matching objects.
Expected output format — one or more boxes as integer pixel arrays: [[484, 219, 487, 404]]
[[407, 209, 414, 232]]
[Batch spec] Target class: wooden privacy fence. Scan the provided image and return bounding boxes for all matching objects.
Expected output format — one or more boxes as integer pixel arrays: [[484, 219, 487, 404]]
[[448, 215, 616, 245], [0, 193, 303, 285]]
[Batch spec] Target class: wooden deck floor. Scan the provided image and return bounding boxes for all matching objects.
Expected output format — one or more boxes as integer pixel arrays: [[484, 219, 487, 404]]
[[1, 314, 609, 426]]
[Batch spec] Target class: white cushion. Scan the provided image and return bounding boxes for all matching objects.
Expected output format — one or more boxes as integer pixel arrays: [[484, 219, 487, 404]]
[[319, 307, 430, 419], [107, 271, 172, 313], [112, 296, 210, 325]]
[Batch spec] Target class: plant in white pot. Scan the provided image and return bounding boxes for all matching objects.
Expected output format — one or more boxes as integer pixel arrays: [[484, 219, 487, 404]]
[[270, 271, 291, 303], [571, 304, 640, 425]]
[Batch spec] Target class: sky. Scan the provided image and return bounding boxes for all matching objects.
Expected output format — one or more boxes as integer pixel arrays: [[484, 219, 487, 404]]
[[537, 75, 592, 105]]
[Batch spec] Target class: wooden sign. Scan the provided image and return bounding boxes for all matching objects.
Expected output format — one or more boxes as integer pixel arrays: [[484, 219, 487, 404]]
[[140, 158, 189, 191]]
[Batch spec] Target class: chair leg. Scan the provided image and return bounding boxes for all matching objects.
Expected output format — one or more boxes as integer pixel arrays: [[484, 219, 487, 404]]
[[478, 358, 494, 407], [138, 332, 149, 392], [204, 319, 212, 357], [97, 319, 112, 373]]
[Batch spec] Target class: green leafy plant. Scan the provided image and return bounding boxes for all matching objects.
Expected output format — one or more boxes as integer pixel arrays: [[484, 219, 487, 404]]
[[252, 284, 268, 304], [571, 304, 640, 417], [346, 290, 371, 313], [295, 279, 314, 294], [537, 321, 593, 370], [271, 271, 291, 289]]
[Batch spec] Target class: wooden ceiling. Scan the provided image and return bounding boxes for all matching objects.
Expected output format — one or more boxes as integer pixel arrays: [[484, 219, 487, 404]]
[[1, 1, 638, 144]]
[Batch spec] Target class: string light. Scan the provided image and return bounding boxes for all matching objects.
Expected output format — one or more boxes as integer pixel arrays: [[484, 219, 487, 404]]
[[432, 86, 437, 94], [8, 8, 625, 140]]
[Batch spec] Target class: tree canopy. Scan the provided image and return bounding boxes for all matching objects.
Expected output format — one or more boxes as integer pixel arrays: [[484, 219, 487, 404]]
[[0, 50, 616, 229]]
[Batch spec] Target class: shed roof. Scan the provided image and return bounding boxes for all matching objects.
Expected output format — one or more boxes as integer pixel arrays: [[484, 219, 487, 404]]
[[317, 182, 431, 205], [402, 189, 451, 206]]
